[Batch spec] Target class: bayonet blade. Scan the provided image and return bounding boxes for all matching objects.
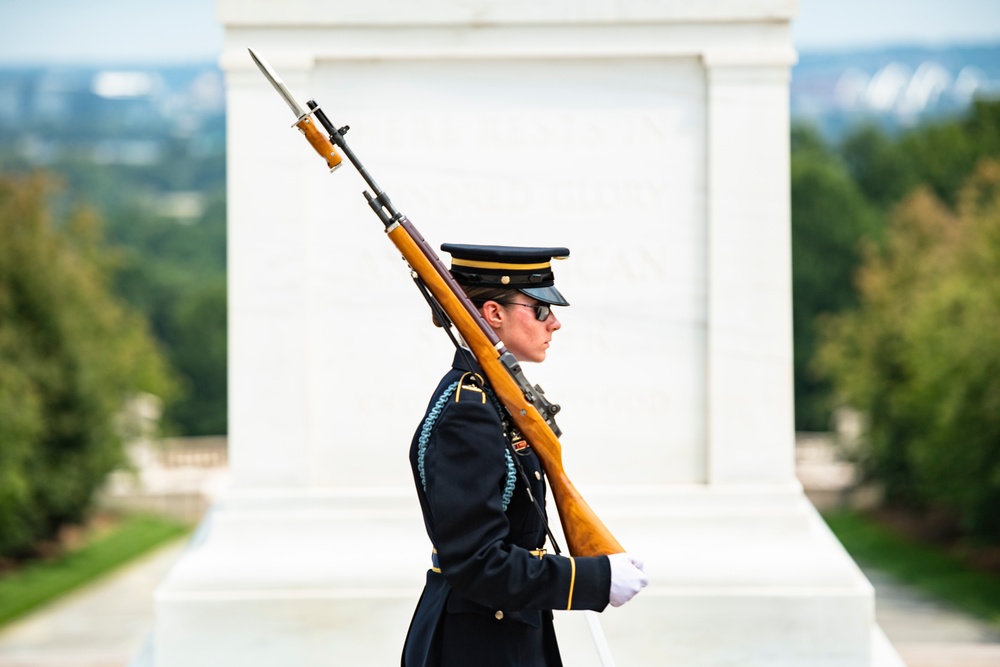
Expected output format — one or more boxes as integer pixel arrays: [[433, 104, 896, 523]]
[[248, 48, 308, 120]]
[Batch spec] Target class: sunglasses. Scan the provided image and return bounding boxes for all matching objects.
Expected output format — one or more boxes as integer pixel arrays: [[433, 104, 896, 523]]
[[493, 301, 552, 322]]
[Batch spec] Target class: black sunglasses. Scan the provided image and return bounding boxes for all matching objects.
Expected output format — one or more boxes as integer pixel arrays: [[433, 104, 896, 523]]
[[493, 301, 552, 322]]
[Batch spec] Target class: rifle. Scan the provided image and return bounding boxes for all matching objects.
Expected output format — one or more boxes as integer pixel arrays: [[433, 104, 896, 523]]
[[249, 49, 624, 558]]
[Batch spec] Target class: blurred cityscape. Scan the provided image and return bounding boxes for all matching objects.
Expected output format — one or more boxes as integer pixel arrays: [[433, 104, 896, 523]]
[[0, 43, 997, 215], [0, 64, 224, 220], [792, 43, 1000, 137]]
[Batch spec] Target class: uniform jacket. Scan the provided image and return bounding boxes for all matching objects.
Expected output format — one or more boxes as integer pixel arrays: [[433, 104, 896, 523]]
[[402, 351, 611, 667]]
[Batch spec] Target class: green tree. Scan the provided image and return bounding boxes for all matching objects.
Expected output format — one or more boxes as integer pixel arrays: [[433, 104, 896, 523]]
[[843, 100, 1000, 210], [817, 161, 1000, 540], [0, 173, 175, 558], [790, 125, 883, 430], [103, 192, 227, 436], [163, 279, 227, 435], [840, 124, 920, 209]]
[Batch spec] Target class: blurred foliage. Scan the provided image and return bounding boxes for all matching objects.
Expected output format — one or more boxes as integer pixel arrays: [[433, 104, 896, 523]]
[[98, 189, 227, 436], [0, 89, 227, 437], [843, 99, 1000, 210], [790, 126, 883, 430], [162, 278, 227, 435], [0, 173, 176, 558], [792, 100, 1000, 434], [2, 158, 230, 437], [816, 161, 1000, 539], [792, 100, 1000, 542]]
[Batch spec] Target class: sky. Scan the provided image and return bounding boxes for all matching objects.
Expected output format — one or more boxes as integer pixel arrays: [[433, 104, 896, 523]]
[[0, 0, 998, 65]]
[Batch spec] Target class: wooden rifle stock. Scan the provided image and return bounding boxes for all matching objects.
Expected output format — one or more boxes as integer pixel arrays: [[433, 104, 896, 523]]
[[247, 48, 622, 557]]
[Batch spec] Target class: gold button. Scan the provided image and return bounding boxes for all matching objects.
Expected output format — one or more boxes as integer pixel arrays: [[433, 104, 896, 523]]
[[501, 276, 510, 285], [495, 611, 504, 620], [535, 471, 541, 480]]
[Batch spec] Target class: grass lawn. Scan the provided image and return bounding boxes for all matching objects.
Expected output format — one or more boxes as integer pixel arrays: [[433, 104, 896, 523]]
[[0, 514, 190, 628], [824, 510, 1000, 630]]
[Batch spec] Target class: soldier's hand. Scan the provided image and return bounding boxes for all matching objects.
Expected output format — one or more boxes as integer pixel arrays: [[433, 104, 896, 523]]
[[608, 553, 648, 607]]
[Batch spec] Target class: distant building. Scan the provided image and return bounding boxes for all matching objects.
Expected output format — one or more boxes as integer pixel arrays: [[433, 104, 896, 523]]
[[792, 43, 1000, 137]]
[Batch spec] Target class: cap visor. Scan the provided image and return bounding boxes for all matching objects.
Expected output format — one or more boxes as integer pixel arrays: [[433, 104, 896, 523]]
[[518, 285, 569, 307]]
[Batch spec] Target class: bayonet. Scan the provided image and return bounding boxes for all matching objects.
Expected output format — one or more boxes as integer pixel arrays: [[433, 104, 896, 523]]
[[248, 47, 343, 171], [248, 48, 310, 120]]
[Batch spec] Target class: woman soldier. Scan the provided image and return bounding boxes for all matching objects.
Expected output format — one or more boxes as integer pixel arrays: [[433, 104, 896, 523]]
[[402, 244, 648, 667]]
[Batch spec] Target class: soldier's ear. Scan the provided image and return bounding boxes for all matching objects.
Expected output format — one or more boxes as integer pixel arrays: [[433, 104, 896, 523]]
[[481, 300, 505, 328]]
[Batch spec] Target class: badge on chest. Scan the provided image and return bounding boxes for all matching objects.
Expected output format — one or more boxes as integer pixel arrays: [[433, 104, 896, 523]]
[[509, 426, 531, 454]]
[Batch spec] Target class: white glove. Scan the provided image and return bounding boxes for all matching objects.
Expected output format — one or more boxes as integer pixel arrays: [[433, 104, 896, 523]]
[[608, 552, 648, 607]]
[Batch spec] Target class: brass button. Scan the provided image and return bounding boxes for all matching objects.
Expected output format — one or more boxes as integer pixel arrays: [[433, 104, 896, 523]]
[[535, 471, 541, 480], [501, 276, 510, 285], [495, 611, 504, 620]]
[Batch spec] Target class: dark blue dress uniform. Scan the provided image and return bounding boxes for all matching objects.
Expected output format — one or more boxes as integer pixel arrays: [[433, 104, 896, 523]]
[[401, 351, 611, 667]]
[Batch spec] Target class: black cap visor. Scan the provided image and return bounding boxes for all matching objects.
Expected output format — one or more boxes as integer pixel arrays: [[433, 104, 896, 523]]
[[518, 285, 569, 307]]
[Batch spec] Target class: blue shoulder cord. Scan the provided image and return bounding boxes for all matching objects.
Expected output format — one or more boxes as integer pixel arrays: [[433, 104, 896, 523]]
[[417, 380, 517, 511]]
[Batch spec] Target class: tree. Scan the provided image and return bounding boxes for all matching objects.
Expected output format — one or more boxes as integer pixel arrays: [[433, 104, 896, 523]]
[[790, 125, 883, 430], [163, 278, 227, 435], [840, 124, 920, 209], [794, 102, 1000, 433], [816, 160, 1000, 540], [0, 173, 175, 558], [103, 191, 227, 436], [843, 100, 1000, 210]]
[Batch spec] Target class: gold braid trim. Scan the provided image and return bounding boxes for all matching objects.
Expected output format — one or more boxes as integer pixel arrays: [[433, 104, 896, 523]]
[[567, 556, 577, 610], [451, 258, 552, 271], [456, 372, 486, 404]]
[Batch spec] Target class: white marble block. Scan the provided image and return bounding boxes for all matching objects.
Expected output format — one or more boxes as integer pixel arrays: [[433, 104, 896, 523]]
[[150, 2, 903, 665]]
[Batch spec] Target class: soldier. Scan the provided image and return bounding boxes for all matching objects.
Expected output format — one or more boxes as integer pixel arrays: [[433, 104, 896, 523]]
[[402, 244, 647, 667]]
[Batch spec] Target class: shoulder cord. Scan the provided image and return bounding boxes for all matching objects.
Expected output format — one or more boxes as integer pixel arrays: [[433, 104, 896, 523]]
[[417, 380, 517, 511]]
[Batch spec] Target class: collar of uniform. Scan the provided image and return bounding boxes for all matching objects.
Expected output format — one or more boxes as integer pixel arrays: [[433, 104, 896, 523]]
[[451, 348, 483, 375]]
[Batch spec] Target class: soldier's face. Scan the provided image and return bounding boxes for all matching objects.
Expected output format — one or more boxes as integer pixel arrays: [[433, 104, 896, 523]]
[[485, 297, 562, 363]]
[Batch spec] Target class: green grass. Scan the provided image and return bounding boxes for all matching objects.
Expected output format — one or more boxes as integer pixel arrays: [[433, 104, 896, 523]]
[[824, 510, 1000, 630], [0, 514, 191, 627]]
